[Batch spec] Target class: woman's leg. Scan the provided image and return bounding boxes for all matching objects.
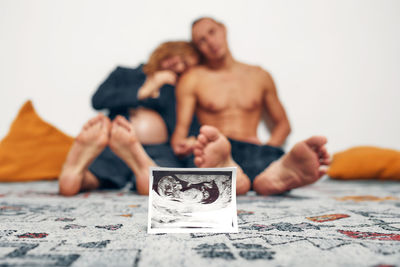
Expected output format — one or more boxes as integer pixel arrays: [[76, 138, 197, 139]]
[[59, 114, 110, 196], [109, 116, 157, 195]]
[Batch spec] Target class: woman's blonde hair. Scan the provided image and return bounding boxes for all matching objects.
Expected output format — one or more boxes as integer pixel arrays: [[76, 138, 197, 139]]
[[143, 41, 200, 75]]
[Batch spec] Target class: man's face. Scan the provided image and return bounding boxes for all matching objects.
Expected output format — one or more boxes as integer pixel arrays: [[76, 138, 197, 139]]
[[192, 19, 228, 61]]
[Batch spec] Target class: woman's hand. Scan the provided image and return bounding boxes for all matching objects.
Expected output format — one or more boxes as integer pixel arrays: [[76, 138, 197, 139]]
[[137, 70, 177, 100], [153, 70, 178, 86]]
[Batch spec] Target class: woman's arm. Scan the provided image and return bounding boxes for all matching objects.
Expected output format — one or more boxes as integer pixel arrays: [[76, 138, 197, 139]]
[[92, 66, 147, 111], [92, 66, 177, 112]]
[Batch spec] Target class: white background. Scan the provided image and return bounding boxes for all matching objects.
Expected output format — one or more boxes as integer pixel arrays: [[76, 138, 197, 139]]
[[1, 0, 399, 153]]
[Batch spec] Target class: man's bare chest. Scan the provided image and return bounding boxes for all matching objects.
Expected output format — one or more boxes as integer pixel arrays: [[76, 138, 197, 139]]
[[195, 73, 263, 112]]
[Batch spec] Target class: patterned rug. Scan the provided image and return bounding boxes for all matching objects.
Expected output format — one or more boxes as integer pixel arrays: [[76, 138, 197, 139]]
[[0, 177, 399, 266]]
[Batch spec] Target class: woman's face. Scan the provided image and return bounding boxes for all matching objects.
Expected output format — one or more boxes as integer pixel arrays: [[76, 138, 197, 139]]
[[161, 54, 199, 74]]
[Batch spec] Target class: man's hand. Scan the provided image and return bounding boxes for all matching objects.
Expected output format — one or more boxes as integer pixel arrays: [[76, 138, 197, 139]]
[[171, 136, 196, 156]]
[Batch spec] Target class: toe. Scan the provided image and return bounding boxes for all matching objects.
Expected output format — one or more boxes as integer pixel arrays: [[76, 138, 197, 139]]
[[194, 140, 204, 150], [320, 158, 331, 165], [193, 148, 203, 157], [318, 168, 328, 178], [318, 147, 329, 159], [88, 115, 101, 126], [197, 134, 208, 145], [305, 136, 327, 148], [200, 125, 220, 142], [194, 157, 204, 167]]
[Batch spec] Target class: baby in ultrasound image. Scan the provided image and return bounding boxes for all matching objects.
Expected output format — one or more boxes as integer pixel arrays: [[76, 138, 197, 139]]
[[155, 175, 219, 204]]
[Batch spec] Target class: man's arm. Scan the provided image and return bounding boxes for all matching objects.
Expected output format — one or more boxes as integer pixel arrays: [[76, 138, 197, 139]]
[[171, 70, 198, 156], [262, 70, 291, 147]]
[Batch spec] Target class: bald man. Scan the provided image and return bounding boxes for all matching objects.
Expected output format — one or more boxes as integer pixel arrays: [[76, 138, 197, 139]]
[[171, 17, 330, 195]]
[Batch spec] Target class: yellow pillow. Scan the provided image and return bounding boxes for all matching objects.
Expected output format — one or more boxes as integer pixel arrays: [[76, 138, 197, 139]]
[[0, 100, 74, 182], [328, 146, 400, 181]]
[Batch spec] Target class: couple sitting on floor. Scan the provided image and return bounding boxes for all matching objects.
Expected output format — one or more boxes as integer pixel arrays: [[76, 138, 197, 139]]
[[59, 17, 330, 197]]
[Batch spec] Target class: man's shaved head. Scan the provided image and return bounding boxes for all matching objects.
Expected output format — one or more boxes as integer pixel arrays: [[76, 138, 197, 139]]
[[191, 17, 223, 28], [190, 16, 229, 63]]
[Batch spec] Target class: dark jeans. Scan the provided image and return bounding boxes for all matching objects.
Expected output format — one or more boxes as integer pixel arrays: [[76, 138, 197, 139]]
[[88, 143, 194, 190]]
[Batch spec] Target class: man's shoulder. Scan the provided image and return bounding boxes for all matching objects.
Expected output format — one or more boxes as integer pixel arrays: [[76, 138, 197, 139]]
[[177, 66, 205, 91], [187, 65, 209, 75], [237, 62, 275, 92], [238, 62, 270, 75], [237, 62, 272, 81], [179, 65, 208, 82]]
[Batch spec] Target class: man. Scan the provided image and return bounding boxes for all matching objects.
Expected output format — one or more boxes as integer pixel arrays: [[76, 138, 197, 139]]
[[171, 17, 330, 195]]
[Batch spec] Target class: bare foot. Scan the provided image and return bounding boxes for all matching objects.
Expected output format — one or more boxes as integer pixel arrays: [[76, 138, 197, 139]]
[[193, 125, 233, 168], [109, 116, 155, 195], [194, 125, 251, 195], [59, 114, 110, 196], [253, 136, 330, 195]]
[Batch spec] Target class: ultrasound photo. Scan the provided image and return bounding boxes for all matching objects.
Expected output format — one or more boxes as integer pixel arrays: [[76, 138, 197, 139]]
[[147, 167, 238, 233]]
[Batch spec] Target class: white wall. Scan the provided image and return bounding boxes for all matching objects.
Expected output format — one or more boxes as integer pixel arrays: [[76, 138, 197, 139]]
[[1, 0, 399, 153]]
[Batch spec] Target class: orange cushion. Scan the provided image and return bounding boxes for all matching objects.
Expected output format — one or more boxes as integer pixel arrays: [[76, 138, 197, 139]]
[[0, 100, 74, 182], [327, 146, 400, 181]]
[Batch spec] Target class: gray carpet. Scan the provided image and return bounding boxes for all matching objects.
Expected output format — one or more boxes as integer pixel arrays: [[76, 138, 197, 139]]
[[0, 177, 399, 266]]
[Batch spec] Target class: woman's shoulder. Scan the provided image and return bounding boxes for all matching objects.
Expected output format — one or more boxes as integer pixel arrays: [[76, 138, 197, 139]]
[[114, 64, 145, 73], [106, 64, 147, 82]]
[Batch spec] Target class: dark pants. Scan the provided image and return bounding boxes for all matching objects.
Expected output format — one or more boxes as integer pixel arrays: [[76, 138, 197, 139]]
[[88, 143, 194, 190], [229, 138, 285, 182]]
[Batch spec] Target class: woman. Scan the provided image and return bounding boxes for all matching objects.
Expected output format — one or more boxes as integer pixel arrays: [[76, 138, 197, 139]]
[[59, 41, 201, 196]]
